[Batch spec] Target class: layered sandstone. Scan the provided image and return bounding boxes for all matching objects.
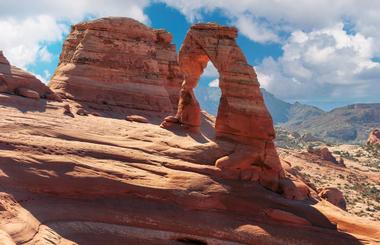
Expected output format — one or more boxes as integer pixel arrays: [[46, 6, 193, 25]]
[[161, 23, 282, 190], [0, 51, 57, 99], [0, 94, 379, 244], [367, 129, 380, 145], [49, 17, 182, 112]]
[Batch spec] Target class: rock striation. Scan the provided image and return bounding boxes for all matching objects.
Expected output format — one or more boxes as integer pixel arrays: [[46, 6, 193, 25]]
[[0, 95, 379, 244], [367, 129, 380, 145], [0, 51, 57, 100], [1, 17, 379, 244], [49, 17, 182, 112], [161, 23, 283, 190]]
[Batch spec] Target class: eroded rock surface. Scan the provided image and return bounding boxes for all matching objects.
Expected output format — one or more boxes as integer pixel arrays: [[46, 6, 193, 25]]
[[49, 17, 182, 113], [0, 51, 57, 100], [0, 94, 379, 244]]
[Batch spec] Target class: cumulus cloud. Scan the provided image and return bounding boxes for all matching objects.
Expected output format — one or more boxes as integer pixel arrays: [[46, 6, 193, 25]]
[[0, 15, 66, 68], [203, 61, 219, 77], [1, 0, 380, 105], [161, 0, 380, 104], [0, 0, 151, 69], [256, 23, 380, 102], [208, 79, 219, 87], [235, 14, 280, 43], [162, 1, 380, 53]]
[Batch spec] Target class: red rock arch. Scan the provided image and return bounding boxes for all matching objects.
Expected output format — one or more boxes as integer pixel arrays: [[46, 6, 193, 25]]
[[162, 23, 284, 190], [173, 23, 275, 144]]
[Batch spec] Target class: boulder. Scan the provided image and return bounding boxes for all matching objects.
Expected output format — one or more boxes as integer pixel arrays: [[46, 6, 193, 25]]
[[279, 178, 310, 201], [126, 115, 149, 123], [76, 108, 88, 116], [63, 103, 74, 117], [308, 146, 343, 165], [367, 129, 380, 145], [318, 187, 347, 210], [49, 17, 183, 113]]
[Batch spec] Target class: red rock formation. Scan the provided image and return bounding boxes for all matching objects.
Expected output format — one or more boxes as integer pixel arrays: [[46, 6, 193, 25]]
[[0, 96, 379, 244], [0, 51, 57, 100], [161, 23, 282, 190], [49, 17, 182, 113], [367, 129, 380, 145], [308, 146, 344, 166], [318, 187, 347, 210], [1, 17, 379, 244]]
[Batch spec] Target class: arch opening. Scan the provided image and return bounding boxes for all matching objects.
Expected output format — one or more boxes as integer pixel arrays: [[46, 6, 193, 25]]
[[160, 22, 283, 188], [194, 61, 222, 117], [162, 23, 276, 145]]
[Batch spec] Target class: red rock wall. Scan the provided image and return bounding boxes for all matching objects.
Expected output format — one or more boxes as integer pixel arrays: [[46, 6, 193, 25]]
[[49, 17, 182, 112]]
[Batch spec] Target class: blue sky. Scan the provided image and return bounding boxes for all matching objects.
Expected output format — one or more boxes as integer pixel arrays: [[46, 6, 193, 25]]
[[1, 1, 380, 111], [27, 3, 284, 84]]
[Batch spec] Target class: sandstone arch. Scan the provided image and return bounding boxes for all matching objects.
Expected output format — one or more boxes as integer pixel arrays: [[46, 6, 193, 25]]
[[161, 23, 284, 190], [166, 23, 275, 143]]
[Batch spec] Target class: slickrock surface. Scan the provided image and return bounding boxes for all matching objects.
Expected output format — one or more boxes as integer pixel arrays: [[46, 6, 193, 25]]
[[0, 51, 57, 99], [0, 94, 379, 244], [49, 17, 182, 112], [367, 129, 380, 145], [161, 23, 282, 189]]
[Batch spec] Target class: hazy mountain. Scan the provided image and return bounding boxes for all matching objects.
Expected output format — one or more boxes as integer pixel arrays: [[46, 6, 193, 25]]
[[261, 89, 325, 124], [196, 86, 380, 144], [283, 103, 380, 143], [195, 87, 324, 124]]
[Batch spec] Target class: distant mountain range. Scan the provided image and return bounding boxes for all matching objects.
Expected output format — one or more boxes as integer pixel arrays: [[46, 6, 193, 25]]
[[195, 86, 380, 144]]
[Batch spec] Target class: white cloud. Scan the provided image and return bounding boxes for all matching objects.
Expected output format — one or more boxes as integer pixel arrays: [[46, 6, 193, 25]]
[[203, 61, 219, 77], [0, 15, 66, 68], [1, 0, 380, 106], [34, 69, 52, 84], [256, 23, 380, 102], [37, 46, 53, 63], [161, 1, 380, 55], [0, 0, 151, 69], [208, 78, 219, 87], [235, 14, 280, 43]]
